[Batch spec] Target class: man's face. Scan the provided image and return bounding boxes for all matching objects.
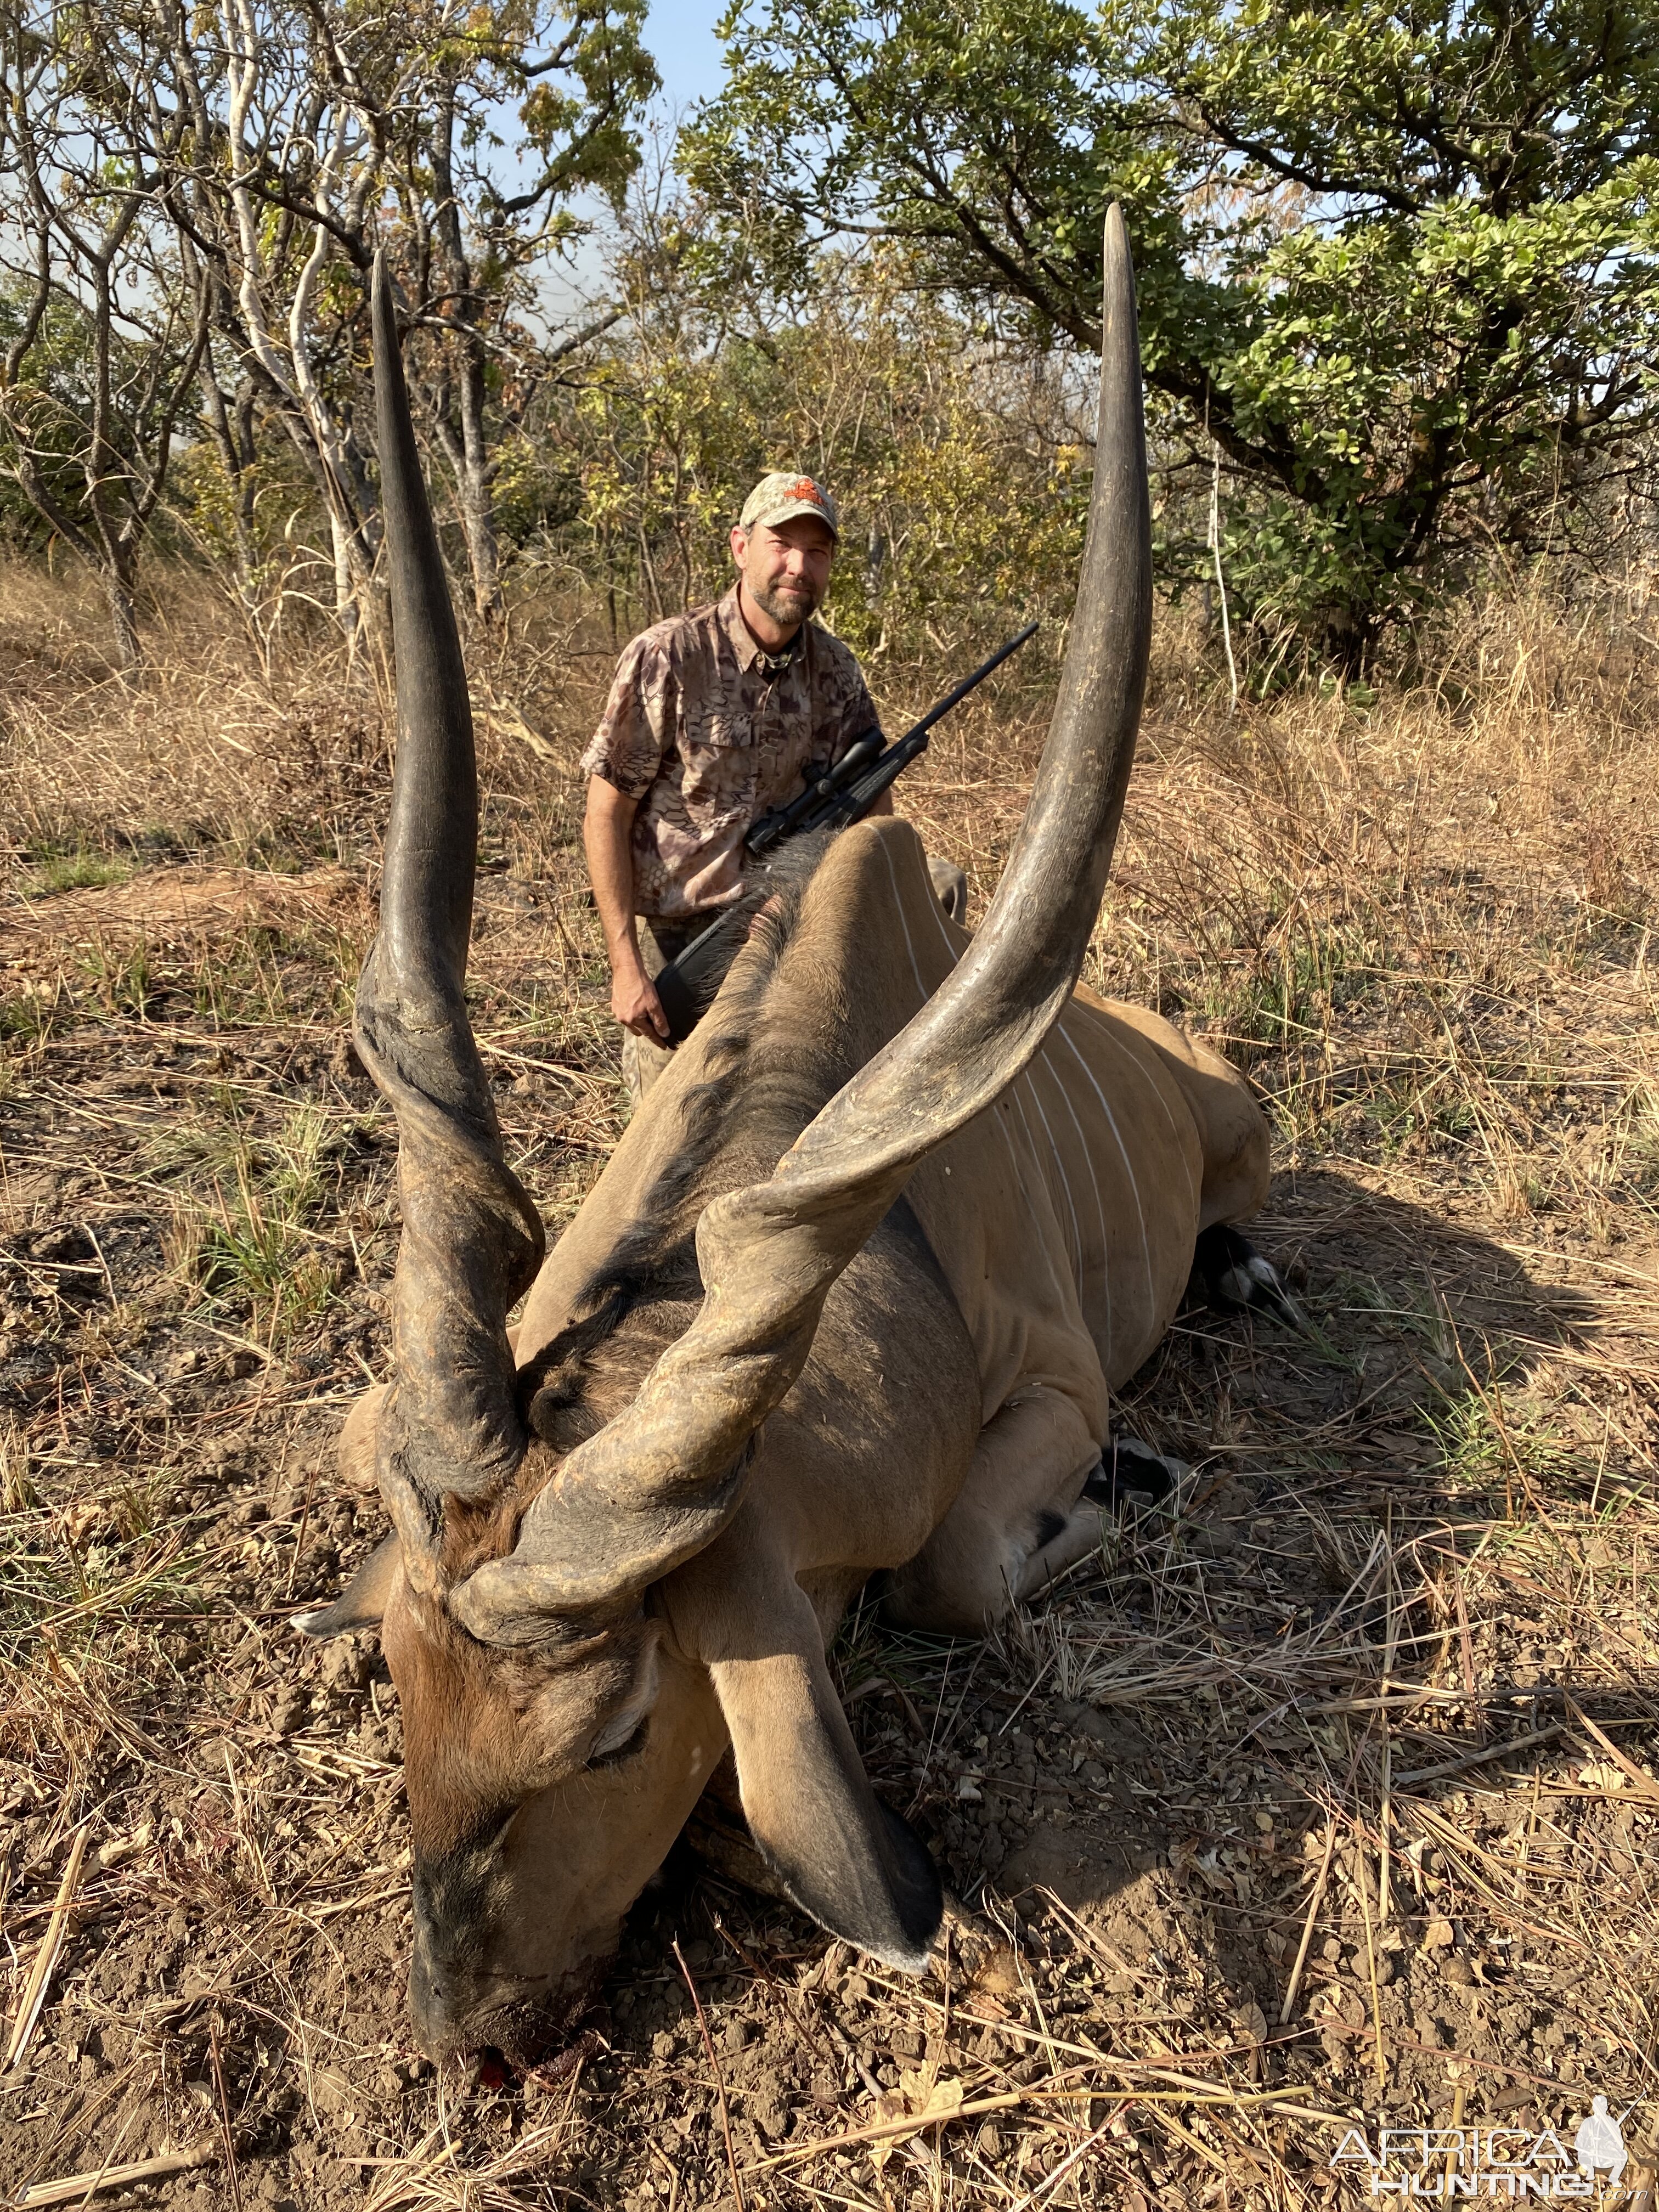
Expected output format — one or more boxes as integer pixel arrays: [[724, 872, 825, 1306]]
[[731, 515, 836, 630]]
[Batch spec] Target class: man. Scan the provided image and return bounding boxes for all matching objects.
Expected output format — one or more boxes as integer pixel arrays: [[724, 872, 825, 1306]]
[[582, 469, 889, 1101]]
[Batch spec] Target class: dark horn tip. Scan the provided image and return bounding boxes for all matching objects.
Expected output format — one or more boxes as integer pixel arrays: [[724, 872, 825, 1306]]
[[1102, 202, 1136, 298], [371, 250, 396, 358]]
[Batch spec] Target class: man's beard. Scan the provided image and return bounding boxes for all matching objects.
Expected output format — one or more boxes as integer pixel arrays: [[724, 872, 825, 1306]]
[[749, 575, 819, 625]]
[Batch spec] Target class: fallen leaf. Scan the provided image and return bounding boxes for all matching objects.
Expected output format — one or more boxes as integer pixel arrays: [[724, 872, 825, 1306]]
[[901, 2067, 964, 2121], [1423, 1917, 1455, 1949], [1579, 1759, 1626, 1792], [970, 1943, 1022, 1997], [867, 2066, 965, 2170]]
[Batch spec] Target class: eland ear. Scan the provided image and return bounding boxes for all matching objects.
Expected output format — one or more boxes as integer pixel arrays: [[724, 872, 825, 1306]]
[[292, 1531, 401, 1640], [337, 1382, 388, 1493], [706, 1592, 941, 1972]]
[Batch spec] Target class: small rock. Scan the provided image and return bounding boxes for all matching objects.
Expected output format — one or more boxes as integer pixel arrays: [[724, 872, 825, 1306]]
[[270, 1690, 307, 1735], [320, 1638, 371, 1693]]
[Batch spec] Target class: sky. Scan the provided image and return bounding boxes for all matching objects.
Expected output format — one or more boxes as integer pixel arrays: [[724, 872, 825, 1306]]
[[644, 0, 730, 110]]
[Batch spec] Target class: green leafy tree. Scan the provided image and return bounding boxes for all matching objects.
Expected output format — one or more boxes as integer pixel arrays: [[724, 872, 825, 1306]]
[[164, 0, 658, 644], [0, 0, 655, 661], [549, 190, 1086, 672], [686, 0, 1659, 661], [402, 0, 655, 621]]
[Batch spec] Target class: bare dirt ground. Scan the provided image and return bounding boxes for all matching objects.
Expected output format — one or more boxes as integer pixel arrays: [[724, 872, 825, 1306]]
[[3, 578, 1658, 2210]]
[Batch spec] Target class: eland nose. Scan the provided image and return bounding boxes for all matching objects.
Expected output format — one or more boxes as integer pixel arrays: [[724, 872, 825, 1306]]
[[408, 1922, 462, 2058]]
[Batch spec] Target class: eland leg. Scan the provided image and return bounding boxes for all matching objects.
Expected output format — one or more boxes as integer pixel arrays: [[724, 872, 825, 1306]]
[[883, 1389, 1175, 1633], [1082, 1434, 1189, 1511], [1190, 1221, 1304, 1328], [1007, 1435, 1189, 1603]]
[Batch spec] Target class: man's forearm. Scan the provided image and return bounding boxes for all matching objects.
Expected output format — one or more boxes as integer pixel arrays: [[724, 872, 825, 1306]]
[[585, 778, 669, 1039], [584, 783, 644, 968]]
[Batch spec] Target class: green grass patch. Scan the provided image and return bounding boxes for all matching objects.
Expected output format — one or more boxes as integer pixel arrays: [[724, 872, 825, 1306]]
[[24, 845, 134, 895], [1198, 918, 1375, 1063], [1427, 1379, 1590, 1499], [149, 1101, 364, 1335], [0, 986, 55, 1047]]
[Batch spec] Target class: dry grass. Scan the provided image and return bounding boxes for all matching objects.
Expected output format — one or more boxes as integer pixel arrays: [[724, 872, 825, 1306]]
[[1, 556, 1657, 2209]]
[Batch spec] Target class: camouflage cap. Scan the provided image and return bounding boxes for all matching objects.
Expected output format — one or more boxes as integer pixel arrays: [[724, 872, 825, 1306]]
[[739, 470, 839, 540]]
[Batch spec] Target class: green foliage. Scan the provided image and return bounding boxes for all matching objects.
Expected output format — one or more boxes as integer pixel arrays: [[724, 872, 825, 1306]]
[[25, 846, 133, 895], [0, 0, 661, 651], [549, 235, 1086, 667], [0, 988, 54, 1048], [1200, 917, 1363, 1059], [151, 1102, 361, 1334], [0, 279, 183, 557], [686, 0, 1659, 656]]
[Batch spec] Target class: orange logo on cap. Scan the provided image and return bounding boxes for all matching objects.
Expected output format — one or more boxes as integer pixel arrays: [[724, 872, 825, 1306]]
[[785, 477, 825, 506]]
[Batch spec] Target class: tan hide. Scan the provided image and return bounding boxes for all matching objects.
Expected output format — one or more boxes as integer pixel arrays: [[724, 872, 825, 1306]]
[[516, 816, 1265, 1495]]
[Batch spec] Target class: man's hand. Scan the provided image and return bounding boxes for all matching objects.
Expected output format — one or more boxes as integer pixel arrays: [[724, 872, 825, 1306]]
[[584, 776, 672, 1041], [611, 950, 669, 1040]]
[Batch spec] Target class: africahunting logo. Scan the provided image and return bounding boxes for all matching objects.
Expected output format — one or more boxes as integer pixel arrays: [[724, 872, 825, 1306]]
[[1331, 2099, 1637, 2197]]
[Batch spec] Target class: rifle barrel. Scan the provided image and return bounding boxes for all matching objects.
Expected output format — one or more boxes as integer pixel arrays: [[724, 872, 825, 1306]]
[[821, 618, 1040, 833], [907, 619, 1040, 741]]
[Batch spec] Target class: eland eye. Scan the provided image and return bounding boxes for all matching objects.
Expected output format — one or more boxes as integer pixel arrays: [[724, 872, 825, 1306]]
[[586, 1713, 648, 1770]]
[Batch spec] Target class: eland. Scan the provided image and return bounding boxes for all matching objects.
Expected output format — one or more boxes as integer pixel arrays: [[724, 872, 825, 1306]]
[[301, 210, 1289, 2064]]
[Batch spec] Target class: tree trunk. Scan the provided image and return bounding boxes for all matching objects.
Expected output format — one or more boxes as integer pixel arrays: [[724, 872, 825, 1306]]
[[330, 509, 360, 647], [1319, 602, 1377, 679], [105, 556, 140, 674], [428, 82, 503, 625], [200, 363, 265, 653], [454, 336, 501, 623]]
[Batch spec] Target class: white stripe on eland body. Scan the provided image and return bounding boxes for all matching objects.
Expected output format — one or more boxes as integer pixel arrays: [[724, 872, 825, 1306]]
[[879, 839, 930, 1006], [1074, 1006, 1199, 1216], [1005, 1079, 1076, 1310], [1042, 1042, 1109, 1262], [1039, 1041, 1112, 1363], [1057, 1023, 1155, 1318], [1022, 1067, 1082, 1282]]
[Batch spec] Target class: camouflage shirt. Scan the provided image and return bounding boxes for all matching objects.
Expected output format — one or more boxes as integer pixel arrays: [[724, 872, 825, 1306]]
[[581, 586, 879, 918]]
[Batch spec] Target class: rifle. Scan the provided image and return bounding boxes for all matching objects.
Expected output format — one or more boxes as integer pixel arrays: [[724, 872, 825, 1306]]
[[650, 619, 1039, 1045]]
